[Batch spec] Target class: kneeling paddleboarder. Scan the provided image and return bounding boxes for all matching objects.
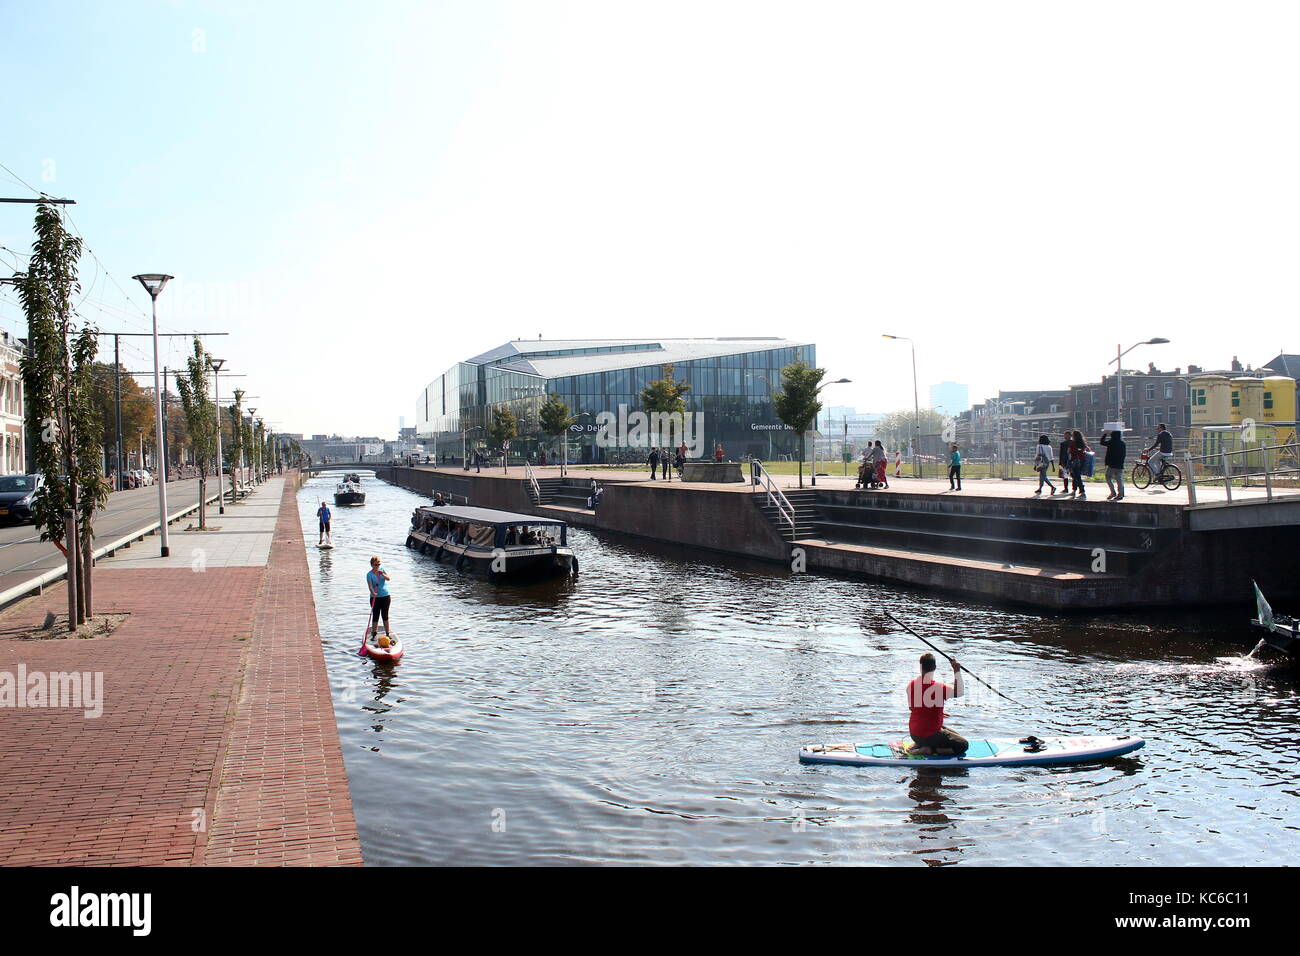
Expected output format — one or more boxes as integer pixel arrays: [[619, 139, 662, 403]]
[[906, 653, 967, 755]]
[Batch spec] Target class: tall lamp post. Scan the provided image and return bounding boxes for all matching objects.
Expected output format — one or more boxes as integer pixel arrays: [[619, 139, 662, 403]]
[[810, 378, 852, 487], [208, 357, 226, 513], [882, 334, 921, 477], [1111, 338, 1169, 429], [247, 407, 258, 484], [132, 273, 173, 557]]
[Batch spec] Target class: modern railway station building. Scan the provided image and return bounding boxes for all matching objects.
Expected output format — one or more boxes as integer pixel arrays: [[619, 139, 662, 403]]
[[415, 338, 816, 464]]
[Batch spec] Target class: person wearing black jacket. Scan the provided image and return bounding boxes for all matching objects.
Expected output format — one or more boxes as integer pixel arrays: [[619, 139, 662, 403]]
[[647, 447, 660, 480], [1101, 430, 1126, 500]]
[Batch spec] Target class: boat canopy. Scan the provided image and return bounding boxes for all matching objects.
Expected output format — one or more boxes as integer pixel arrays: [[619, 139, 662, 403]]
[[417, 504, 566, 527]]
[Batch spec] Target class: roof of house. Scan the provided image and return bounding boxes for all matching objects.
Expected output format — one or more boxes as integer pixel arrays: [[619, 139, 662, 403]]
[[465, 338, 812, 379]]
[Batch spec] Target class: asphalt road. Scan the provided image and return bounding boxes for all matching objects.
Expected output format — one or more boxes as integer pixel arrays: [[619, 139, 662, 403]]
[[0, 478, 221, 596]]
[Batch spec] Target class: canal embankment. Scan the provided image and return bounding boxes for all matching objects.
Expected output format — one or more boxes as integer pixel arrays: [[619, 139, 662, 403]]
[[371, 464, 1299, 609], [0, 472, 361, 866]]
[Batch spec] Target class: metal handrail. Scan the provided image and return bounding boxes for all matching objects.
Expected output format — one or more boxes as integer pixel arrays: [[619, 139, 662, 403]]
[[523, 460, 542, 502], [1180, 441, 1300, 504], [750, 458, 796, 532]]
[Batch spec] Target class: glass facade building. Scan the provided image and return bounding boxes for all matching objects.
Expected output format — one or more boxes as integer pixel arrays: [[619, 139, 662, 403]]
[[416, 338, 816, 463]]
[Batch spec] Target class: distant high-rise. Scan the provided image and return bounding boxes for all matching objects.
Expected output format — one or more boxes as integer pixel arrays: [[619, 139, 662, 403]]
[[930, 381, 969, 416]]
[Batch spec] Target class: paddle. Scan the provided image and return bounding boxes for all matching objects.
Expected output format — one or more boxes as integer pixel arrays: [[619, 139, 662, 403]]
[[884, 611, 1028, 708], [358, 596, 373, 657]]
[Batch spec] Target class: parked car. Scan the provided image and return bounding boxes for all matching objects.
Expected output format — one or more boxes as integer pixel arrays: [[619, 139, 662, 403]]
[[0, 474, 44, 524]]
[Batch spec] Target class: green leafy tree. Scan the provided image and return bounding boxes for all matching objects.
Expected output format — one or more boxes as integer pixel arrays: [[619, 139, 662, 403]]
[[772, 360, 825, 487], [226, 388, 245, 498], [16, 203, 106, 627], [640, 364, 691, 451], [174, 338, 216, 528], [877, 408, 947, 459], [538, 393, 578, 475], [489, 405, 518, 472]]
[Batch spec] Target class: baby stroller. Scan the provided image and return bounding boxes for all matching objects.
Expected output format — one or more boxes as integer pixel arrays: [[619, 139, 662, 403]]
[[856, 458, 886, 490]]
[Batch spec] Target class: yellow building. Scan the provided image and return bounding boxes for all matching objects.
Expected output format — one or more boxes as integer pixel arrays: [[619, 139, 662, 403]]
[[1190, 373, 1297, 467]]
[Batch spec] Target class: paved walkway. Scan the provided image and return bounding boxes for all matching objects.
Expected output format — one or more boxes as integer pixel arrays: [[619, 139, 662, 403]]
[[0, 474, 361, 866], [418, 463, 1287, 507]]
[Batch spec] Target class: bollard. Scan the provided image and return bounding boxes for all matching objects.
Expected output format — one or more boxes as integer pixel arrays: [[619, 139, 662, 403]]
[[1221, 450, 1232, 502], [1184, 453, 1196, 505]]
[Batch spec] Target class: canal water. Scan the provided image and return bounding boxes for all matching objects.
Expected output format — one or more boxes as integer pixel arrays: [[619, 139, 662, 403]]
[[299, 472, 1299, 866]]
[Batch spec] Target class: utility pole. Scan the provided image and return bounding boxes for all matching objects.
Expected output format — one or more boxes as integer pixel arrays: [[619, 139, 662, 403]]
[[113, 335, 123, 492]]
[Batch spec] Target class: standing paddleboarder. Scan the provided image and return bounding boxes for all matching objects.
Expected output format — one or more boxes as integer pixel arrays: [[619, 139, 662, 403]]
[[317, 501, 332, 546], [366, 556, 392, 640], [906, 653, 967, 755]]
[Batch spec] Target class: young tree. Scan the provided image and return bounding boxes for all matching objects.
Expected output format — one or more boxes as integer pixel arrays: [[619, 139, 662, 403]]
[[539, 393, 578, 476], [226, 388, 245, 498], [640, 364, 691, 450], [489, 405, 518, 473], [772, 360, 826, 488], [16, 203, 106, 627], [174, 338, 216, 529], [877, 408, 947, 460]]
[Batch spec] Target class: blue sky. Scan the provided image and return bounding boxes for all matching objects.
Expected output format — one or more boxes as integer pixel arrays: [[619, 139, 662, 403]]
[[3, 1, 1298, 437]]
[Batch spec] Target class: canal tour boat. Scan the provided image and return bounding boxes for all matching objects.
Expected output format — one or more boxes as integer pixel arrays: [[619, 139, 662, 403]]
[[405, 504, 578, 580], [1251, 582, 1299, 656], [334, 476, 366, 507]]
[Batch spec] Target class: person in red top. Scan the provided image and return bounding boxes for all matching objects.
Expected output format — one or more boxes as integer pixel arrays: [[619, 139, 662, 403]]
[[906, 653, 967, 755]]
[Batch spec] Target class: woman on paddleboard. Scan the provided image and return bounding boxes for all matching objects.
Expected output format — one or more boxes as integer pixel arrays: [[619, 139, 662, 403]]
[[366, 556, 392, 640]]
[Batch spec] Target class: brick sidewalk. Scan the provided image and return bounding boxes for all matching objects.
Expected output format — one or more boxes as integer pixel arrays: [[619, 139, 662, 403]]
[[0, 473, 360, 866]]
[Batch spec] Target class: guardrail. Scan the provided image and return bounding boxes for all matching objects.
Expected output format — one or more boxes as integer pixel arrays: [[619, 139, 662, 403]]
[[522, 460, 542, 503], [1183, 442, 1300, 505], [0, 484, 231, 610], [749, 458, 796, 532]]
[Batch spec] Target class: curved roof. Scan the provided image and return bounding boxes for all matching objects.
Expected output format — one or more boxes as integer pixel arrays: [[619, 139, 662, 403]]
[[416, 504, 565, 526]]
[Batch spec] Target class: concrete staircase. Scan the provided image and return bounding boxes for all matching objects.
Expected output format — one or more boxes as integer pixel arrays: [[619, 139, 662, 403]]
[[754, 488, 821, 542], [794, 489, 1179, 575], [528, 476, 593, 510]]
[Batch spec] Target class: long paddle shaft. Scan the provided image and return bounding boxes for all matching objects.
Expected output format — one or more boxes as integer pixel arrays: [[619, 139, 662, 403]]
[[884, 611, 1028, 708]]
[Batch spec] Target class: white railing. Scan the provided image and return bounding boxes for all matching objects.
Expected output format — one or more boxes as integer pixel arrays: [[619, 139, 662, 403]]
[[1183, 442, 1300, 505], [523, 460, 542, 503], [750, 457, 796, 533]]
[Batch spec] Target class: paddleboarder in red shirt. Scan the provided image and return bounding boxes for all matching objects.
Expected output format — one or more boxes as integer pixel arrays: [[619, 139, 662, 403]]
[[906, 653, 967, 755]]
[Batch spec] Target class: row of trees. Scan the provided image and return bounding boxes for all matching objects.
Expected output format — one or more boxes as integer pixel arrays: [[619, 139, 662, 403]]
[[13, 204, 281, 630], [478, 362, 830, 486]]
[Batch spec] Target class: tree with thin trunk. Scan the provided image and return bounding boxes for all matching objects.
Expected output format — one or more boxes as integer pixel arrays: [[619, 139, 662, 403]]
[[640, 364, 690, 452], [174, 338, 216, 529], [539, 393, 578, 477], [16, 203, 106, 628], [227, 388, 245, 499], [489, 406, 518, 472], [772, 360, 826, 488]]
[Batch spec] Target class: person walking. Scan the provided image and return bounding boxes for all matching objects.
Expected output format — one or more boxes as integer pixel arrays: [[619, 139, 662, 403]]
[[647, 446, 660, 480], [1032, 434, 1057, 496], [661, 447, 671, 480], [1101, 429, 1127, 500], [947, 443, 962, 491], [1068, 430, 1091, 500], [366, 556, 392, 639], [872, 440, 889, 488]]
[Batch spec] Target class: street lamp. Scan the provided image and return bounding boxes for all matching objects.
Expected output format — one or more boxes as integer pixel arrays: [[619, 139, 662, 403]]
[[132, 273, 173, 557], [208, 357, 226, 513], [1111, 338, 1170, 428], [810, 378, 852, 487], [247, 408, 258, 484], [882, 334, 921, 477]]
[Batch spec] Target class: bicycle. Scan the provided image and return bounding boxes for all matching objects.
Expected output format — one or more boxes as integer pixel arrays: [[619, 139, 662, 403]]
[[1130, 452, 1182, 491]]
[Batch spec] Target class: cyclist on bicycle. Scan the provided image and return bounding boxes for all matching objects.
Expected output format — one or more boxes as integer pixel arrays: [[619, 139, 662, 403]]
[[1144, 423, 1173, 477]]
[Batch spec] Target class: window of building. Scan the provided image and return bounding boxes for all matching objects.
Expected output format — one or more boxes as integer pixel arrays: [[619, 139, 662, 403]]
[[1164, 382, 1174, 399], [1091, 389, 1098, 404], [1264, 391, 1274, 410], [1231, 390, 1240, 408], [1145, 383, 1155, 400], [1142, 408, 1152, 428]]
